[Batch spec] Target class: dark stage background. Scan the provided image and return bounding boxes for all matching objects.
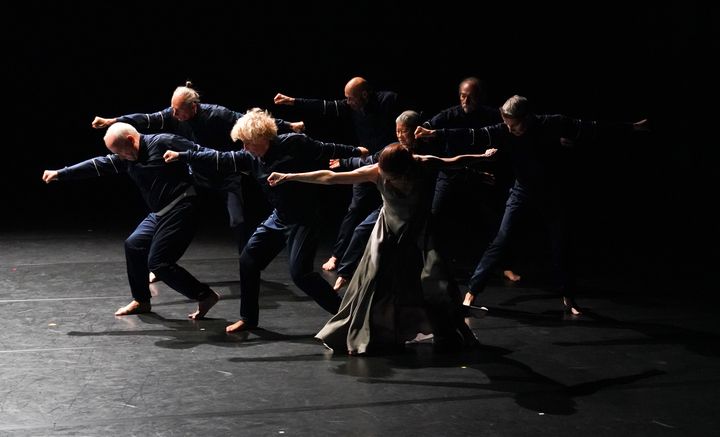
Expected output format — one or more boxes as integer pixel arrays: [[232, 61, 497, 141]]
[[4, 2, 716, 293]]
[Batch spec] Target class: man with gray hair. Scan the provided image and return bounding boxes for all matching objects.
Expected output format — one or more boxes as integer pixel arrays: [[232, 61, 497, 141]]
[[42, 123, 220, 319]]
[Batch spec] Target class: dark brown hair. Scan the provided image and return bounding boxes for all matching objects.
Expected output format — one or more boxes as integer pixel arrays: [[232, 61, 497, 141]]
[[378, 142, 414, 176]]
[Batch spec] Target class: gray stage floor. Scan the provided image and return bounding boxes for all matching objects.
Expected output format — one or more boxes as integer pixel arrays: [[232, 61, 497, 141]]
[[0, 227, 718, 436]]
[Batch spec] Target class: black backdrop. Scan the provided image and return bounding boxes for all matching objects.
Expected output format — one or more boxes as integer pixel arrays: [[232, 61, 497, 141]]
[[4, 1, 715, 292]]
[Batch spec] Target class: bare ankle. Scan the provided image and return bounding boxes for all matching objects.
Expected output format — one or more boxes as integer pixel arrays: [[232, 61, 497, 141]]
[[462, 292, 475, 307], [115, 300, 151, 316], [189, 290, 220, 320], [333, 276, 348, 291], [503, 270, 521, 282], [226, 319, 255, 333]]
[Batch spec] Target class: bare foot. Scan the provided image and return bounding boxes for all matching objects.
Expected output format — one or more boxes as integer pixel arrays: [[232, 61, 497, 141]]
[[333, 276, 348, 291], [115, 300, 151, 316], [189, 290, 220, 320], [226, 320, 255, 333], [149, 272, 158, 283], [322, 256, 338, 271], [562, 296, 582, 316], [462, 292, 475, 307], [503, 270, 521, 282]]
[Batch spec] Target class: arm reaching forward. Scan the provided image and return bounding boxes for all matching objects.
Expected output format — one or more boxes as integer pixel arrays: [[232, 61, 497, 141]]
[[268, 164, 379, 187], [415, 148, 497, 170]]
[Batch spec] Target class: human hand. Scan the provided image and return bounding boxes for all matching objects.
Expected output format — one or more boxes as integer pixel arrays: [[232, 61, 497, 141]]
[[290, 121, 305, 133], [274, 93, 295, 105], [163, 150, 180, 163], [91, 116, 115, 129], [414, 126, 435, 139], [267, 172, 289, 186], [42, 170, 59, 183], [633, 118, 650, 132]]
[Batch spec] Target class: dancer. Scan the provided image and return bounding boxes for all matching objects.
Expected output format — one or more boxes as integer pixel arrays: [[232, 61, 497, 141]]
[[42, 123, 219, 318], [267, 143, 496, 354], [274, 77, 398, 272], [93, 81, 304, 257], [164, 108, 368, 333]]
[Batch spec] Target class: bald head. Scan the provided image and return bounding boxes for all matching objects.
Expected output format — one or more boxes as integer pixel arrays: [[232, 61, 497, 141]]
[[344, 77, 371, 111], [104, 122, 140, 161], [459, 77, 486, 114]]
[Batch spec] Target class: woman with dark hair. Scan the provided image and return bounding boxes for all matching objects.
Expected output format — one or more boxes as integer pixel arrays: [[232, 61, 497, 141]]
[[267, 143, 496, 355]]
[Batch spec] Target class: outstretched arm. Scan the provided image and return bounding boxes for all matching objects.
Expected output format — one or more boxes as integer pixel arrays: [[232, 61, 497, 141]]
[[415, 149, 497, 170], [274, 92, 349, 118], [92, 108, 174, 131], [41, 154, 128, 182], [268, 164, 378, 187]]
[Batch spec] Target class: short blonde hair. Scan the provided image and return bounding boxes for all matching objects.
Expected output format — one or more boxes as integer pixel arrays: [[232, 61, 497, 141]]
[[231, 108, 278, 143]]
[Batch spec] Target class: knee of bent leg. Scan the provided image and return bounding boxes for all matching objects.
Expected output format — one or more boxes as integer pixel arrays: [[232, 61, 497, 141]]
[[238, 251, 259, 272], [124, 235, 143, 252], [148, 261, 174, 279]]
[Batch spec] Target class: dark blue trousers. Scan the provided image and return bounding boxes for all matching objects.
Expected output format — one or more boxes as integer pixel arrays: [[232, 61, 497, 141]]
[[468, 184, 575, 296], [331, 182, 382, 258], [336, 207, 381, 279], [124, 198, 212, 303], [238, 210, 341, 327], [225, 188, 250, 255]]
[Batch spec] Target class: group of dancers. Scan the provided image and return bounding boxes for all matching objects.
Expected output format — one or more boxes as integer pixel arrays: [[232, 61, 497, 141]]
[[42, 77, 648, 355]]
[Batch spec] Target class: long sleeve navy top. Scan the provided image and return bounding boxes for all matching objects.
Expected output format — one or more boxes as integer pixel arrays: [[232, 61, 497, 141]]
[[56, 133, 197, 213], [293, 91, 399, 153], [423, 104, 502, 155], [179, 133, 364, 224], [117, 103, 295, 151], [434, 114, 634, 195]]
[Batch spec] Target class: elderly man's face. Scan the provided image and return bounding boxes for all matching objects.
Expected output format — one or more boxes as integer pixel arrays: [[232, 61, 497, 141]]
[[106, 137, 138, 161], [502, 114, 529, 137], [171, 95, 197, 122]]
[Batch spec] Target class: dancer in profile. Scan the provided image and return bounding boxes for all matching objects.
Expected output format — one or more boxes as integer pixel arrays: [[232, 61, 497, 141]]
[[42, 123, 219, 318]]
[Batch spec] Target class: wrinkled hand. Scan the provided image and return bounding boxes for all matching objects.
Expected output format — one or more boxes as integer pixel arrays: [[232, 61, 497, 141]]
[[274, 93, 295, 105], [329, 159, 340, 169], [267, 172, 289, 187], [42, 170, 59, 183], [163, 150, 180, 163], [91, 116, 114, 129], [483, 148, 498, 158], [414, 126, 435, 139]]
